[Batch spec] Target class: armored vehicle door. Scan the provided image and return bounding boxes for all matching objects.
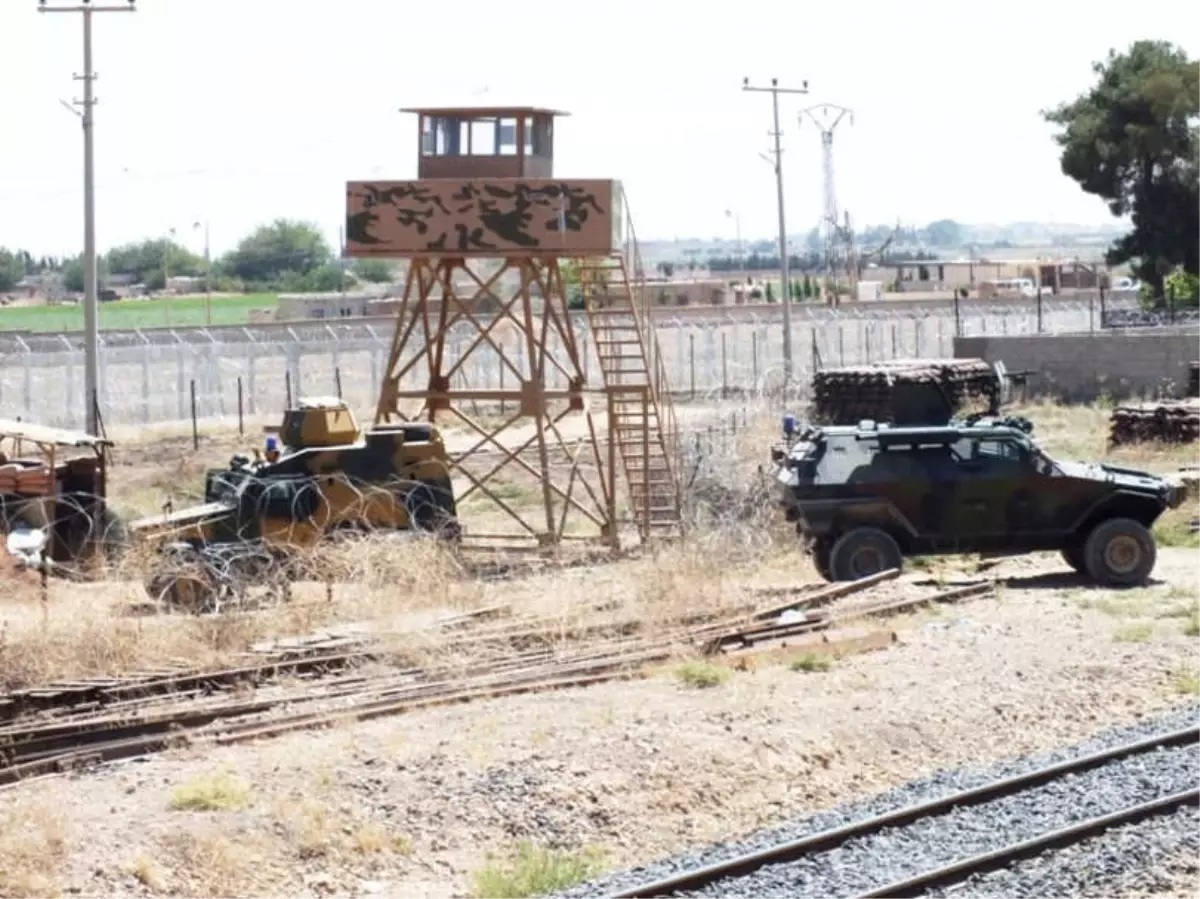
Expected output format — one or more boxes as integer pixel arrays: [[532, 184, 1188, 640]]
[[947, 434, 1033, 547]]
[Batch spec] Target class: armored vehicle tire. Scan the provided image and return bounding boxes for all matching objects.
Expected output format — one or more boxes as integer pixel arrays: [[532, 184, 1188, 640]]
[[146, 567, 221, 614], [828, 527, 903, 582], [810, 538, 833, 580], [1061, 541, 1086, 574], [1082, 517, 1157, 587]]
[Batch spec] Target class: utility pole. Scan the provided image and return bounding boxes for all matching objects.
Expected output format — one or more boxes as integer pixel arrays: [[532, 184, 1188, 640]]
[[39, 0, 136, 435], [743, 76, 809, 386], [724, 209, 745, 280], [192, 219, 211, 325]]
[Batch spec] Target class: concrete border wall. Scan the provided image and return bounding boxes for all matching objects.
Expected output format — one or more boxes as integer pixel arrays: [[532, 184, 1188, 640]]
[[954, 328, 1200, 402]]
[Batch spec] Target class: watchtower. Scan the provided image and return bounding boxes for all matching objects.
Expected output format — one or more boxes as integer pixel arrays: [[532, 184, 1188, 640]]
[[345, 104, 681, 552]]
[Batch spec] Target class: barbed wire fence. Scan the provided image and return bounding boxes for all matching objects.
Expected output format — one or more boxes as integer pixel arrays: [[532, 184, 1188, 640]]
[[0, 297, 1168, 432]]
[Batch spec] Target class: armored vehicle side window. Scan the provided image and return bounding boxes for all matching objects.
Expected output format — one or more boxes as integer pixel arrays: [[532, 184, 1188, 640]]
[[818, 437, 876, 482], [951, 437, 1027, 475], [912, 445, 958, 480]]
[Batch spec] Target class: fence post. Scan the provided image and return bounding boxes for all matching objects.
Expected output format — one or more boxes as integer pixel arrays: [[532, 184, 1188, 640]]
[[1036, 287, 1044, 333], [689, 333, 696, 399], [721, 331, 728, 398], [335, 366, 343, 400], [190, 379, 199, 450], [285, 369, 292, 408], [237, 376, 245, 436], [500, 348, 506, 415], [751, 330, 758, 386]]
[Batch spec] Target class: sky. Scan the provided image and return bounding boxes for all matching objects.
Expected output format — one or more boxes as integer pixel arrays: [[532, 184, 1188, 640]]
[[1, 0, 1197, 260]]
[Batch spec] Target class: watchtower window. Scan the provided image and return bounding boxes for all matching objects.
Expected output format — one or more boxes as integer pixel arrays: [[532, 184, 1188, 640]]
[[526, 115, 553, 156], [421, 116, 468, 156], [497, 118, 518, 155], [469, 118, 496, 155]]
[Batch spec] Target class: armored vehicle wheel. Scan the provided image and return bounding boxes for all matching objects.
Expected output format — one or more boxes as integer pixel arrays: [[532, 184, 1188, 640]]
[[829, 527, 903, 582], [146, 566, 221, 614], [1082, 518, 1156, 587], [810, 538, 834, 581], [1061, 542, 1086, 574]]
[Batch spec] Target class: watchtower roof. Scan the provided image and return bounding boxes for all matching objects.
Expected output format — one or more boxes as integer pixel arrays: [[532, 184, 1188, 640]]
[[400, 105, 570, 118]]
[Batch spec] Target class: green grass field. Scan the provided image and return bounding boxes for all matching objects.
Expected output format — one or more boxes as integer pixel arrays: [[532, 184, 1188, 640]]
[[0, 293, 278, 332]]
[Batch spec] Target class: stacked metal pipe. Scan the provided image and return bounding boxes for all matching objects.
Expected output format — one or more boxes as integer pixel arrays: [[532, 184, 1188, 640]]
[[1108, 398, 1200, 446], [1187, 361, 1199, 398], [811, 358, 1001, 426]]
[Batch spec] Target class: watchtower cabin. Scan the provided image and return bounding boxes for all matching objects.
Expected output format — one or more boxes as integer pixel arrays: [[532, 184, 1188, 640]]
[[412, 106, 560, 179], [344, 103, 680, 552]]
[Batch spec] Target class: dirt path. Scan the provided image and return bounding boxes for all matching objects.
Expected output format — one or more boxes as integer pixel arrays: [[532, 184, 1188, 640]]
[[3, 547, 1196, 898]]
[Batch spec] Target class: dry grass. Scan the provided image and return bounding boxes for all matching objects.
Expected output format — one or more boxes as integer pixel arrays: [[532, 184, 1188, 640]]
[[169, 770, 253, 811], [471, 842, 606, 899], [0, 796, 68, 898]]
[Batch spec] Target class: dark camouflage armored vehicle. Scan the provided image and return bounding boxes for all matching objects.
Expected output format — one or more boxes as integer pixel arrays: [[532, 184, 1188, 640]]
[[770, 414, 1188, 586], [129, 397, 459, 611]]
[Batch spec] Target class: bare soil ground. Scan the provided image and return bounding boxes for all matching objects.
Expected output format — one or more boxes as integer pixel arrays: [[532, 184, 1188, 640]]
[[1, 401, 1197, 898]]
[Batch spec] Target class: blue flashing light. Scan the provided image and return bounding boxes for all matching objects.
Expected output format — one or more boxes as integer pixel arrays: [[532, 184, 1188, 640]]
[[266, 436, 278, 451], [782, 413, 797, 437]]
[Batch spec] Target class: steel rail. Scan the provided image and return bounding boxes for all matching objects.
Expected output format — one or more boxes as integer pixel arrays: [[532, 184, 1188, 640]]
[[855, 787, 1200, 898], [606, 725, 1200, 898]]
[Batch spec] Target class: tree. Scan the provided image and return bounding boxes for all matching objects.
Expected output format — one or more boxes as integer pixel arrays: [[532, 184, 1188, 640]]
[[1043, 41, 1199, 297], [220, 219, 333, 285], [63, 254, 109, 293], [1166, 267, 1199, 307], [920, 219, 962, 247], [0, 247, 25, 292], [353, 259, 393, 284], [105, 239, 204, 290]]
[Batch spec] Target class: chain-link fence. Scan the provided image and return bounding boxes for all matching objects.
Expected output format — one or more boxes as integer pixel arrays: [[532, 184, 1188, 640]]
[[0, 297, 1146, 430]]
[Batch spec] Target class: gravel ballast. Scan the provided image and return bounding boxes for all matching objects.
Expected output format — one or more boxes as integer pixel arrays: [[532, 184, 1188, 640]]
[[561, 703, 1200, 899]]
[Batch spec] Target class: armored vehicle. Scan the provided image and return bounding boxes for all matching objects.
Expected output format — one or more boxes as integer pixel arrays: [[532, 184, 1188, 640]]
[[129, 397, 459, 611], [770, 414, 1187, 586]]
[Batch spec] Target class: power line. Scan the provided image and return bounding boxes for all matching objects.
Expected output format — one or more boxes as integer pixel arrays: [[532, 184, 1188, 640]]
[[38, 0, 136, 436], [742, 76, 809, 388]]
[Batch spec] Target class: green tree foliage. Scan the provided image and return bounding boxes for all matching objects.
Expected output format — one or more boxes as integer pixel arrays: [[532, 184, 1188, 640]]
[[1166, 267, 1199, 307], [1043, 40, 1199, 296], [219, 219, 332, 286], [0, 247, 25, 292], [105, 239, 204, 290], [62, 254, 110, 293], [920, 219, 962, 247], [353, 259, 393, 284]]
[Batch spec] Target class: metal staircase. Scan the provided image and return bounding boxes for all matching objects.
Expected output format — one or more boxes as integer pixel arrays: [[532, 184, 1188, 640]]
[[579, 195, 682, 542]]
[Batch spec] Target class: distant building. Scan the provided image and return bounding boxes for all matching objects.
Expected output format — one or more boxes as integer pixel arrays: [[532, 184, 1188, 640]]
[[276, 292, 375, 320], [643, 278, 728, 307]]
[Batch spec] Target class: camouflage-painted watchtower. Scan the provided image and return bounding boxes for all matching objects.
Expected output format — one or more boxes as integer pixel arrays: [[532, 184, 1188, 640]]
[[344, 105, 680, 553]]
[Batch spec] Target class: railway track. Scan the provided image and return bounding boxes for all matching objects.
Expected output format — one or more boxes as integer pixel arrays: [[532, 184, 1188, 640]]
[[1, 570, 996, 790], [604, 725, 1199, 898]]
